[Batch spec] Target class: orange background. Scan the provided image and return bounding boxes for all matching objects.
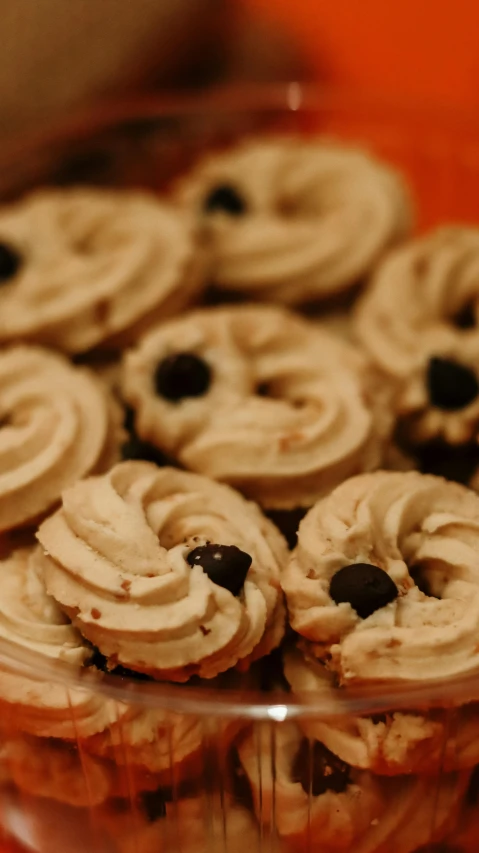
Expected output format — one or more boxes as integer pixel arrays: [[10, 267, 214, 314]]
[[244, 0, 479, 107]]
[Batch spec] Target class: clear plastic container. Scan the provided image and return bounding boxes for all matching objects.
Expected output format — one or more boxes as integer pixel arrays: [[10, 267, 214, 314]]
[[1, 85, 479, 853]]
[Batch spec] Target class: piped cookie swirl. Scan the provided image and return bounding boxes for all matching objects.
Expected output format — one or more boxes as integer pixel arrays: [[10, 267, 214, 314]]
[[176, 137, 412, 304], [122, 304, 388, 510], [37, 461, 287, 681]]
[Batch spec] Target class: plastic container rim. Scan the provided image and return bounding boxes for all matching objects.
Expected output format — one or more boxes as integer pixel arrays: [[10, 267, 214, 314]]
[[2, 82, 479, 719]]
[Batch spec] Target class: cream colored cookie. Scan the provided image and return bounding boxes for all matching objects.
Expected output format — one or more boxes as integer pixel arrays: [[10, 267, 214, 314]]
[[0, 344, 123, 531], [2, 735, 116, 807], [282, 470, 479, 686], [0, 545, 122, 740], [284, 646, 479, 775], [176, 136, 412, 303], [101, 795, 284, 853], [1, 733, 165, 807], [122, 304, 389, 510], [355, 227, 479, 449], [0, 188, 206, 353], [86, 704, 241, 786], [237, 722, 466, 853], [37, 461, 287, 681]]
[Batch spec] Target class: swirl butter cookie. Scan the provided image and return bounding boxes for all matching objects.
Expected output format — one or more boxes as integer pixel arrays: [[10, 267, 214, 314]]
[[236, 722, 466, 853], [0, 188, 205, 353], [2, 735, 118, 807], [101, 795, 284, 853], [355, 228, 479, 484], [283, 647, 479, 775], [176, 137, 411, 304], [282, 471, 479, 685], [122, 305, 388, 513], [0, 545, 119, 740], [0, 345, 122, 531], [87, 704, 240, 786], [36, 461, 287, 681], [1, 733, 169, 807]]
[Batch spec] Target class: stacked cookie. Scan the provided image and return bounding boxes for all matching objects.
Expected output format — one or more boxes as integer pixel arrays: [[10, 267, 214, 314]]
[[0, 137, 477, 853]]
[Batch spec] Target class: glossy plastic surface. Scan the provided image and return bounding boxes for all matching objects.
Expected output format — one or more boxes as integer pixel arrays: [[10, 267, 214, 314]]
[[1, 86, 479, 853]]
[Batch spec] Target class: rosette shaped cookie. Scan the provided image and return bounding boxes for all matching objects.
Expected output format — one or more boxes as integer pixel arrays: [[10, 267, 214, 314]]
[[283, 647, 479, 775], [101, 796, 284, 853], [122, 305, 387, 510], [0, 345, 122, 531], [282, 470, 479, 685], [87, 704, 240, 786], [1, 734, 165, 807], [0, 545, 119, 740], [0, 188, 206, 353], [37, 461, 287, 681], [355, 227, 479, 483], [176, 137, 411, 303], [236, 723, 466, 853], [2, 735, 117, 807]]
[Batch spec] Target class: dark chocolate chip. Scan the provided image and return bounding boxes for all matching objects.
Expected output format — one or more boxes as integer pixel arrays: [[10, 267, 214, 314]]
[[0, 243, 21, 282], [187, 544, 252, 596], [426, 356, 479, 411], [329, 563, 398, 619], [203, 184, 246, 216], [154, 352, 211, 402], [417, 439, 479, 485], [140, 789, 167, 822], [292, 738, 350, 797], [452, 301, 476, 329]]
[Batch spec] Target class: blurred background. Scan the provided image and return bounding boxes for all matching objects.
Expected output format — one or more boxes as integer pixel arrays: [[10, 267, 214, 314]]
[[1, 0, 479, 144]]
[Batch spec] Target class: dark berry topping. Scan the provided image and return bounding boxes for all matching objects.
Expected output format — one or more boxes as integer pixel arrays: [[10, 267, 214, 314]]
[[187, 544, 252, 596], [154, 352, 211, 402], [0, 243, 21, 282], [426, 356, 479, 411], [203, 184, 246, 216], [417, 439, 479, 485], [329, 563, 398, 619], [452, 301, 476, 329], [141, 789, 167, 822], [292, 738, 350, 797]]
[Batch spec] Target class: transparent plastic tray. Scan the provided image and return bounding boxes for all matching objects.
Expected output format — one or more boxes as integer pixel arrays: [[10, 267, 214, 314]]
[[1, 85, 479, 853]]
